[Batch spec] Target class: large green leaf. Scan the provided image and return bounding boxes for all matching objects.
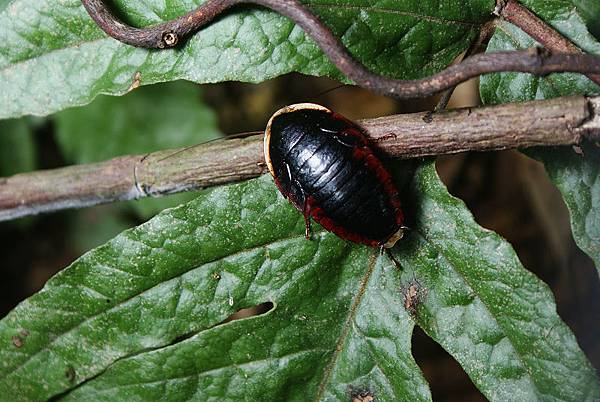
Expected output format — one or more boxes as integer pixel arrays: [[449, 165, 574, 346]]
[[0, 171, 429, 401], [1, 163, 597, 401], [402, 165, 599, 401], [0, 0, 493, 119], [480, 0, 600, 273]]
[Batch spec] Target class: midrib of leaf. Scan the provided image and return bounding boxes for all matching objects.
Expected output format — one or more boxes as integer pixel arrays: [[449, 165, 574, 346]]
[[125, 349, 324, 389], [0, 227, 313, 384], [314, 250, 379, 401]]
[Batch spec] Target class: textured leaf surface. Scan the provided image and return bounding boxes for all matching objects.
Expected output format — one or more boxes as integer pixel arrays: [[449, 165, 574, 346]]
[[400, 165, 600, 401], [480, 1, 600, 104], [0, 0, 493, 119], [1, 163, 597, 401], [0, 171, 429, 401]]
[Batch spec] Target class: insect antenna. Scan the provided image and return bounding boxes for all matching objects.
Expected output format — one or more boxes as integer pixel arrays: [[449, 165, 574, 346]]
[[311, 84, 348, 102], [156, 130, 262, 162]]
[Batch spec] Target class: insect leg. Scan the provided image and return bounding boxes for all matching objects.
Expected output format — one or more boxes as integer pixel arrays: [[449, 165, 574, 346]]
[[296, 181, 312, 240], [385, 249, 403, 270], [303, 207, 312, 240], [283, 161, 312, 240]]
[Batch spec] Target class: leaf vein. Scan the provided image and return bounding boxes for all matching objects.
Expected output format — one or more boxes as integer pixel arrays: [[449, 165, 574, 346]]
[[415, 229, 541, 395], [314, 250, 379, 401], [0, 229, 313, 382]]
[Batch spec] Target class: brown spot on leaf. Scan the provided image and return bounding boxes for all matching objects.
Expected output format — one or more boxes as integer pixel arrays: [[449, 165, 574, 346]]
[[127, 71, 142, 92], [12, 336, 23, 348], [65, 365, 76, 383]]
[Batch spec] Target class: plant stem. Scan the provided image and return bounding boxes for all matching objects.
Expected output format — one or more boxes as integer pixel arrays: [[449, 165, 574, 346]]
[[434, 20, 497, 112], [2, 96, 599, 222], [81, 0, 600, 99], [497, 0, 600, 85]]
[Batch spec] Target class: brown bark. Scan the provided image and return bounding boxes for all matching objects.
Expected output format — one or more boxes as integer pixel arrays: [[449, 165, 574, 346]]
[[81, 0, 600, 99], [498, 0, 600, 86], [1, 96, 598, 222]]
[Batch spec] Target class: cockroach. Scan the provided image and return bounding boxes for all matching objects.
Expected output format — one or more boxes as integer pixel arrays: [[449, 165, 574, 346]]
[[264, 103, 405, 249]]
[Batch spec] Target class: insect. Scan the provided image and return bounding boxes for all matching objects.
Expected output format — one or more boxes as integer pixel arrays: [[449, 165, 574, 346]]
[[263, 103, 405, 249]]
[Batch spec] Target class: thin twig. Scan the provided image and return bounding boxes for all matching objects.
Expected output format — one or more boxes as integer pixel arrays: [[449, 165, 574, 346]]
[[81, 0, 600, 99], [2, 95, 599, 222], [497, 0, 600, 85], [434, 20, 497, 112]]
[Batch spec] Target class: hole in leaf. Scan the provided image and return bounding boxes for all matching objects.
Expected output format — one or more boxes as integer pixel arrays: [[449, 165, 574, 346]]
[[220, 302, 274, 325], [411, 326, 486, 401], [170, 302, 275, 345]]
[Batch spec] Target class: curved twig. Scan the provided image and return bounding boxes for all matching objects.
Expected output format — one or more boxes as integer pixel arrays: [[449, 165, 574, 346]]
[[497, 0, 600, 86], [82, 0, 600, 99]]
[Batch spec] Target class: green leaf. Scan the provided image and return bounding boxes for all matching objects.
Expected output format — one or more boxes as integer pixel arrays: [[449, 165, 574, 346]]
[[1, 163, 597, 401], [0, 118, 35, 177], [54, 80, 221, 164], [530, 144, 600, 274], [401, 164, 600, 401], [480, 1, 600, 273], [0, 0, 493, 119], [572, 0, 600, 40], [480, 1, 600, 104], [0, 171, 430, 401]]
